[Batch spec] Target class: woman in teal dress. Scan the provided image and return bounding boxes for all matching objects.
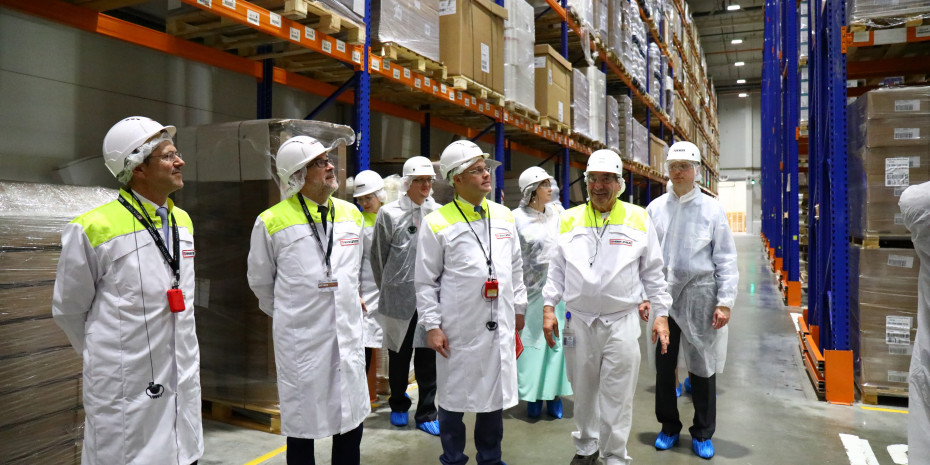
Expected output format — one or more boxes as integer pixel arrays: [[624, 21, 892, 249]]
[[513, 167, 572, 418]]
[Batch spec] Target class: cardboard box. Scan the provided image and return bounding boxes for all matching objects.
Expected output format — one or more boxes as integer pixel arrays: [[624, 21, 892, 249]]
[[440, 0, 508, 94], [650, 133, 668, 172], [371, 0, 441, 62], [849, 144, 930, 236], [855, 86, 930, 117], [534, 44, 572, 126]]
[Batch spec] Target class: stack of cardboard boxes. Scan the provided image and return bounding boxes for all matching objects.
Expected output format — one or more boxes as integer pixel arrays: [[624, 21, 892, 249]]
[[533, 45, 572, 128], [440, 0, 507, 95]]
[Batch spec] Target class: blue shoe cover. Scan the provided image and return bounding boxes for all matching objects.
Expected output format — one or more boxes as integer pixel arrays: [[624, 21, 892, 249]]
[[527, 400, 543, 418], [416, 420, 440, 436], [692, 438, 714, 459], [676, 382, 682, 398], [546, 398, 564, 419], [654, 432, 680, 450], [684, 377, 692, 394], [390, 411, 409, 427]]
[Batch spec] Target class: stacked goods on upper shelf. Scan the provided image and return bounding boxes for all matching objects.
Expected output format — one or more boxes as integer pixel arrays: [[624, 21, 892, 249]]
[[370, 0, 442, 62], [847, 0, 930, 28], [618, 94, 634, 159], [607, 0, 622, 60], [622, 0, 648, 90], [504, 0, 537, 114], [586, 67, 607, 144], [631, 117, 650, 167], [848, 86, 930, 238], [572, 68, 590, 141], [534, 44, 572, 129], [593, 0, 609, 45], [607, 95, 620, 153], [0, 182, 116, 464], [649, 133, 668, 172], [440, 0, 508, 94]]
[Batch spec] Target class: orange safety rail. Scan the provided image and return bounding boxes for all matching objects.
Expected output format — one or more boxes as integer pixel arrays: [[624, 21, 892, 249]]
[[786, 281, 801, 307]]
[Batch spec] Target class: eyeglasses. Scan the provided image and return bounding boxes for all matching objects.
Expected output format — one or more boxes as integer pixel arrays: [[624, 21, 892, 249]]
[[411, 176, 434, 184], [585, 174, 619, 184], [668, 163, 693, 173], [463, 166, 491, 176], [152, 152, 182, 163], [308, 157, 333, 169]]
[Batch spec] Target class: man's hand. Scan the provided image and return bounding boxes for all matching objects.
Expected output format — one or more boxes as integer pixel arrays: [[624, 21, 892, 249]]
[[515, 314, 525, 332], [542, 305, 559, 348], [651, 316, 670, 354], [638, 301, 651, 322], [360, 297, 368, 313], [428, 328, 450, 358], [712, 306, 731, 329]]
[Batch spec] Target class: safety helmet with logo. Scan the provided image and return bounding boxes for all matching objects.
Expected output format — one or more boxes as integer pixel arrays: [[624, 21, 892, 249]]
[[585, 149, 623, 176], [667, 141, 701, 163], [518, 166, 555, 194], [276, 136, 327, 188], [103, 116, 177, 182], [403, 156, 437, 177], [439, 140, 493, 181], [353, 170, 385, 197]]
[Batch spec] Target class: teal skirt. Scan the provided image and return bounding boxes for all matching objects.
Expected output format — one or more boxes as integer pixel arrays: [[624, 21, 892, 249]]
[[517, 293, 573, 402]]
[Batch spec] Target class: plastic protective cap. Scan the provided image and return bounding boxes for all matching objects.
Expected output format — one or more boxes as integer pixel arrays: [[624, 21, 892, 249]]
[[102, 116, 176, 178], [586, 149, 623, 176], [518, 166, 555, 193], [403, 156, 436, 177], [667, 141, 701, 163], [276, 135, 327, 187], [439, 140, 489, 180], [353, 170, 384, 197]]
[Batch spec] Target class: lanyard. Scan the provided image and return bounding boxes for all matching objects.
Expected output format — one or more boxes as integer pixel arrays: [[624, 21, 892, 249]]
[[297, 194, 335, 277], [118, 190, 181, 288], [587, 202, 610, 267], [453, 198, 494, 279]]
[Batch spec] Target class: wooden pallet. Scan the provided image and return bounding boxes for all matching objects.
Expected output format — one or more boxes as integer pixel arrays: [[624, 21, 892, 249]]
[[202, 397, 281, 434], [504, 100, 540, 121], [859, 384, 909, 405], [848, 15, 930, 32], [851, 235, 914, 249], [539, 116, 571, 135], [446, 75, 505, 106], [281, 0, 364, 43], [375, 42, 446, 79]]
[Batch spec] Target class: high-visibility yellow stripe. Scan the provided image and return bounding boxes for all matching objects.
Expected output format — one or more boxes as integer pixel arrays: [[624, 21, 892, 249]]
[[261, 195, 363, 236], [860, 405, 908, 414], [242, 445, 287, 465], [427, 197, 513, 234], [74, 190, 193, 247]]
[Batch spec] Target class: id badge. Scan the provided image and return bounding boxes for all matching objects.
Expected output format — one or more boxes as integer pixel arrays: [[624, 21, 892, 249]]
[[563, 334, 575, 348], [167, 288, 186, 313], [318, 278, 339, 292], [483, 279, 499, 299]]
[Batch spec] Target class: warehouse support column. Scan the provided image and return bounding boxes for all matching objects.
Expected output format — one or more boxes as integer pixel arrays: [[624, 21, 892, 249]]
[[353, 0, 372, 171]]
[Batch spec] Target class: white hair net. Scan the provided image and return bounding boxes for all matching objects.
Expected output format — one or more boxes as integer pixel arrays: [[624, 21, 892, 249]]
[[283, 167, 308, 199], [117, 132, 173, 184], [519, 180, 544, 208]]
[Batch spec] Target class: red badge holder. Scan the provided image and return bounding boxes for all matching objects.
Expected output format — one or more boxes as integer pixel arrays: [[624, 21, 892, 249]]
[[483, 279, 499, 299], [167, 288, 186, 313], [515, 330, 524, 358]]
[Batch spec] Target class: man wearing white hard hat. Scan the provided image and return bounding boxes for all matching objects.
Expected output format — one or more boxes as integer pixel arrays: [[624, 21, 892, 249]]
[[513, 167, 573, 420], [542, 149, 672, 465], [416, 140, 527, 465], [644, 140, 738, 459], [370, 156, 442, 435], [247, 136, 369, 465], [52, 116, 203, 465], [353, 170, 386, 373]]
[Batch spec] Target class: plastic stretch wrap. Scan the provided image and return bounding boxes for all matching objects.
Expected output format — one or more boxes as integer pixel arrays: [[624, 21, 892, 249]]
[[607, 95, 620, 153], [584, 67, 607, 144], [623, 0, 647, 89], [372, 0, 441, 62], [0, 182, 114, 465], [847, 0, 930, 28], [850, 245, 920, 390], [631, 117, 649, 166], [572, 68, 591, 139], [567, 0, 592, 28], [504, 0, 537, 113], [169, 119, 354, 409], [617, 95, 634, 159], [327, 0, 365, 21], [593, 0, 609, 42], [608, 0, 623, 59], [648, 42, 661, 102], [847, 87, 930, 237]]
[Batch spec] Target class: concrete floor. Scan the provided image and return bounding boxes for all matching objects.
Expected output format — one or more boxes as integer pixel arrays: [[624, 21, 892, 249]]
[[200, 235, 910, 465]]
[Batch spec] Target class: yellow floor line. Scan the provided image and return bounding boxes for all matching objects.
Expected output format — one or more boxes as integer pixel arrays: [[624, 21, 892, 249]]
[[243, 445, 287, 465], [860, 405, 908, 414]]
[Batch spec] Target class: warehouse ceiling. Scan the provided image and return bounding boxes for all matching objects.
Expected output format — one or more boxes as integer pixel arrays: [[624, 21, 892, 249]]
[[685, 0, 765, 92]]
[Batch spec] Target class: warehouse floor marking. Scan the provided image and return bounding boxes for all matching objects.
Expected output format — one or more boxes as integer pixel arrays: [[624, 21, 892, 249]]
[[860, 405, 908, 414], [243, 444, 286, 465]]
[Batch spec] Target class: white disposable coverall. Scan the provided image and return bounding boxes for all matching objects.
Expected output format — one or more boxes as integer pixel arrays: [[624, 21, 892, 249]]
[[361, 211, 383, 348], [513, 204, 561, 350], [645, 184, 738, 378], [415, 197, 528, 412], [542, 200, 671, 465], [247, 194, 370, 439], [371, 194, 440, 351], [52, 190, 203, 465], [900, 182, 930, 460]]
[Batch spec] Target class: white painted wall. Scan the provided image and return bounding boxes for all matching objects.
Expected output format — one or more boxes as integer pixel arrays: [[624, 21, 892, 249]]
[[716, 91, 761, 234]]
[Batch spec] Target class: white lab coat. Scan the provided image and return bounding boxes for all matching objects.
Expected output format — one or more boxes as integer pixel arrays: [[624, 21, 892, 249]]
[[361, 211, 383, 348], [900, 182, 930, 460], [247, 194, 370, 439], [645, 184, 739, 378], [415, 197, 528, 412], [371, 195, 441, 351], [52, 191, 203, 465]]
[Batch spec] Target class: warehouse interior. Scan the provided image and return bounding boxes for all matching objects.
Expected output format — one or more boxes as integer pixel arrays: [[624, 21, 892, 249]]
[[0, 0, 926, 464]]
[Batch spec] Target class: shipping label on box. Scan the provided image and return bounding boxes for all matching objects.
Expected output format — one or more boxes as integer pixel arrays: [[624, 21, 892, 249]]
[[480, 42, 490, 73], [886, 315, 912, 345], [885, 157, 911, 186], [440, 0, 455, 15], [887, 254, 916, 268]]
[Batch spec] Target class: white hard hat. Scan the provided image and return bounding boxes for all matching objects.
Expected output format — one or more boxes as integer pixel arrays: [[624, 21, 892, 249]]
[[667, 141, 701, 163], [403, 156, 437, 177], [585, 149, 623, 176], [353, 170, 384, 197], [518, 166, 555, 193], [276, 135, 327, 188], [102, 116, 176, 179], [439, 140, 490, 180]]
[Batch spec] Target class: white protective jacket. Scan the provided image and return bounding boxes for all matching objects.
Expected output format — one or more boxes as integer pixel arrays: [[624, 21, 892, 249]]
[[900, 182, 930, 460], [646, 184, 739, 378], [415, 197, 528, 412], [360, 211, 383, 348], [543, 200, 671, 322], [513, 204, 561, 349], [371, 194, 440, 351], [247, 194, 370, 439], [52, 190, 203, 465]]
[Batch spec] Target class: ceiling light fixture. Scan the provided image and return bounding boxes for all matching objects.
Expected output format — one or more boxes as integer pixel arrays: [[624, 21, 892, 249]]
[[731, 39, 743, 44], [734, 61, 745, 66], [739, 93, 748, 98], [737, 79, 746, 84], [728, 4, 741, 11]]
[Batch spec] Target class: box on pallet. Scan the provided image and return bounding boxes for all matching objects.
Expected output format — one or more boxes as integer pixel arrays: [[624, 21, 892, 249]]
[[585, 67, 607, 144], [371, 0, 441, 62], [440, 0, 508, 94], [504, 0, 536, 112], [649, 133, 668, 172], [607, 95, 620, 153], [534, 44, 572, 126], [847, 0, 930, 28], [572, 68, 590, 139]]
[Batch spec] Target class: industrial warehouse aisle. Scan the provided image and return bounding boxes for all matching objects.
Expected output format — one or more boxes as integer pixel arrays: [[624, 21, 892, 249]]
[[201, 235, 910, 465]]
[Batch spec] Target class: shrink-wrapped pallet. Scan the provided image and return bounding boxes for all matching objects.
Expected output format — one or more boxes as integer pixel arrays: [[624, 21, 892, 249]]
[[607, 95, 620, 153], [504, 0, 537, 113], [371, 0, 442, 62], [572, 68, 591, 140]]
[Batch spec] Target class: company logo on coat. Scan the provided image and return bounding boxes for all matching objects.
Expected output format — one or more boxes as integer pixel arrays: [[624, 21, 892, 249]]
[[182, 249, 196, 258], [495, 232, 512, 240], [339, 238, 360, 246], [609, 238, 633, 246]]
